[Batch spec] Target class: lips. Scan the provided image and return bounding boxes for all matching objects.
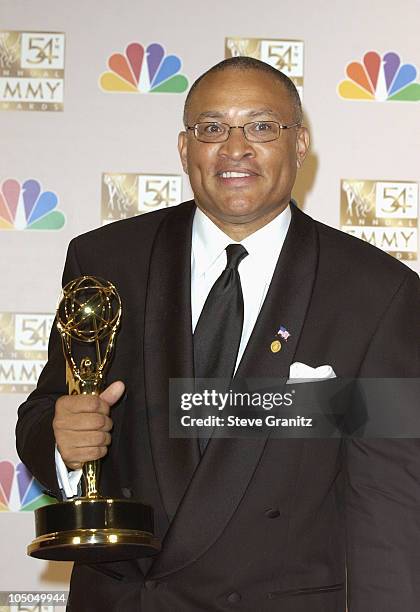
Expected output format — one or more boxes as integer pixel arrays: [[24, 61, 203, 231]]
[[215, 169, 259, 188], [220, 171, 252, 178], [215, 167, 260, 188], [216, 168, 259, 178]]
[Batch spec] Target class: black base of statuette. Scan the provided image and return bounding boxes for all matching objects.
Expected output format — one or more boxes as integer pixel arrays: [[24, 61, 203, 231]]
[[28, 498, 161, 562]]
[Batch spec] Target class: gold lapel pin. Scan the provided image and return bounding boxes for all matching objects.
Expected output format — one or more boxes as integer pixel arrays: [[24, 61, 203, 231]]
[[270, 340, 282, 353]]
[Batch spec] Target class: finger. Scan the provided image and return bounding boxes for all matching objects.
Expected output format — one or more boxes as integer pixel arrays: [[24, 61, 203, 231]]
[[54, 413, 113, 432], [100, 381, 125, 406], [65, 461, 84, 471], [57, 430, 112, 448], [56, 394, 111, 416], [61, 446, 108, 465], [100, 415, 113, 432]]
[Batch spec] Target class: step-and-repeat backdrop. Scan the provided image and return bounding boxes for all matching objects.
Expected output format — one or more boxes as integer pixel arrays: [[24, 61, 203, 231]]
[[1, 0, 419, 607]]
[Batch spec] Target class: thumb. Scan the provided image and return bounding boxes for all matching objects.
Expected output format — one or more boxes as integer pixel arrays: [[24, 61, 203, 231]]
[[100, 380, 125, 406]]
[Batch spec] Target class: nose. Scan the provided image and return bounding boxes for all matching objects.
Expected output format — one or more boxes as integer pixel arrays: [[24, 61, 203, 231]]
[[218, 126, 256, 160]]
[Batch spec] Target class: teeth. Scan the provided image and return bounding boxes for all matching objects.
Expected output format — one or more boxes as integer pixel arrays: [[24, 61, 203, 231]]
[[220, 171, 251, 178]]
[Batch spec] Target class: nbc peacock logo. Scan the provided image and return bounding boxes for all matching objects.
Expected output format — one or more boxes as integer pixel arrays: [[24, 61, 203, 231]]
[[0, 460, 56, 512], [338, 51, 420, 102], [0, 178, 65, 230], [99, 42, 189, 93]]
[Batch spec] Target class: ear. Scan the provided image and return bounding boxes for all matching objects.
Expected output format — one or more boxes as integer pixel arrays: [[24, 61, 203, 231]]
[[296, 126, 310, 169], [178, 131, 189, 175]]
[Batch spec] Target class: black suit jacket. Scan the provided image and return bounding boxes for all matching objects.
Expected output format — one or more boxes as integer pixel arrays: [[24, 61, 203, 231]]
[[16, 201, 420, 611]]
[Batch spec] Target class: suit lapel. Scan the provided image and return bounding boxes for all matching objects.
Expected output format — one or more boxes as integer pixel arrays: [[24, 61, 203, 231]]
[[144, 200, 200, 524], [235, 202, 319, 381], [148, 203, 319, 579]]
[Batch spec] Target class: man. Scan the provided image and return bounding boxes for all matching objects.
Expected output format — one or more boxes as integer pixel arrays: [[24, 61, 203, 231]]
[[16, 57, 420, 611]]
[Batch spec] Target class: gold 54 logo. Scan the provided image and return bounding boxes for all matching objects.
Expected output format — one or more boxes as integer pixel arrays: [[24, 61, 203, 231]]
[[225, 37, 304, 99], [0, 31, 65, 111], [341, 180, 418, 260], [0, 313, 53, 393], [101, 173, 182, 224]]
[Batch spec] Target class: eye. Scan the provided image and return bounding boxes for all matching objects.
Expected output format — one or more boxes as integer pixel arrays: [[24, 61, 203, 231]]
[[253, 121, 275, 132], [203, 122, 224, 134]]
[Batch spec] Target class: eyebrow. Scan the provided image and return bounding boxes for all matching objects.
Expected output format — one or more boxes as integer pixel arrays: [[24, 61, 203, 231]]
[[247, 108, 281, 119], [194, 108, 282, 122]]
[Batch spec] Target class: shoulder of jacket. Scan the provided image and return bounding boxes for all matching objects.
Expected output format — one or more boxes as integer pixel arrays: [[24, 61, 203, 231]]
[[312, 216, 416, 282], [69, 200, 195, 253]]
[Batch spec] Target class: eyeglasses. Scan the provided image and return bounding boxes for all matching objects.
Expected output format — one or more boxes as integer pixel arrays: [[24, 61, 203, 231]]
[[186, 121, 301, 143]]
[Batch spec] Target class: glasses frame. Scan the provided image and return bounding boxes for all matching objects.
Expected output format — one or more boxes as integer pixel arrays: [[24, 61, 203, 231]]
[[186, 120, 301, 143]]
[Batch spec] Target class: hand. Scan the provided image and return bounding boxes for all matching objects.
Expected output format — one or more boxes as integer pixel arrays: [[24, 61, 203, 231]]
[[53, 380, 125, 470]]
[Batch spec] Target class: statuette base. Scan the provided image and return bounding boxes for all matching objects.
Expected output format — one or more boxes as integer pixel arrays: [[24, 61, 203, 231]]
[[28, 498, 161, 561]]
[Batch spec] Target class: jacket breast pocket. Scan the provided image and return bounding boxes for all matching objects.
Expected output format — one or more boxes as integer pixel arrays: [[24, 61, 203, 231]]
[[267, 582, 344, 599]]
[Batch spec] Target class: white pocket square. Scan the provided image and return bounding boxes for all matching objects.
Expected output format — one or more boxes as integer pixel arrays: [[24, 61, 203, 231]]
[[287, 361, 337, 384]]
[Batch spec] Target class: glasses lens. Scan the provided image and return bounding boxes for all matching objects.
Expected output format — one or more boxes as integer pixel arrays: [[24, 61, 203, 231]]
[[245, 121, 280, 142], [195, 122, 228, 142]]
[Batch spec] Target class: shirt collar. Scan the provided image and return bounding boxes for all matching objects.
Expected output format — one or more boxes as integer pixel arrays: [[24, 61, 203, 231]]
[[192, 204, 291, 277]]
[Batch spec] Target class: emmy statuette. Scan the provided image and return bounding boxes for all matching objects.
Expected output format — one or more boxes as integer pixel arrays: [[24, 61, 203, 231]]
[[28, 276, 160, 562]]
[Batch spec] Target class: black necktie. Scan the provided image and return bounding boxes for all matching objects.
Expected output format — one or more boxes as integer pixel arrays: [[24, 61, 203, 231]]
[[194, 244, 248, 452]]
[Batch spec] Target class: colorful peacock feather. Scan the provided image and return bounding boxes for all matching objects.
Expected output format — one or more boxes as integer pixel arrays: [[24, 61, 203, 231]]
[[338, 51, 420, 102], [100, 42, 189, 93], [0, 179, 65, 230]]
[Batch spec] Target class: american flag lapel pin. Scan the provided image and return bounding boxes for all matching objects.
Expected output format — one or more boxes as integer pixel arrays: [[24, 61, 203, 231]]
[[277, 326, 291, 341], [270, 325, 291, 353]]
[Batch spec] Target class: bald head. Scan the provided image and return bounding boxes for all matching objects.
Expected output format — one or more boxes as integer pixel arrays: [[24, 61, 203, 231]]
[[183, 56, 302, 127]]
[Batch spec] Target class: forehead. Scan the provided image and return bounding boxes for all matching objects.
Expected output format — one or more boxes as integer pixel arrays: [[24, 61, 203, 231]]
[[186, 68, 295, 121]]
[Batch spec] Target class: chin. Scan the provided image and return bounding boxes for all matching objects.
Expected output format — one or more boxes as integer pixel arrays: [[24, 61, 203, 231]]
[[219, 200, 258, 217], [219, 208, 262, 225]]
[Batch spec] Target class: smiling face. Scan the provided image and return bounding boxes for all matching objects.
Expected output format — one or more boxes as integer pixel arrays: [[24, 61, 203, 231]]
[[178, 68, 309, 239]]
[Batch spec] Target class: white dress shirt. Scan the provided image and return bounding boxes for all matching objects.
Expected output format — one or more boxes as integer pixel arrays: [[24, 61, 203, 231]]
[[56, 204, 291, 498], [192, 205, 291, 370]]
